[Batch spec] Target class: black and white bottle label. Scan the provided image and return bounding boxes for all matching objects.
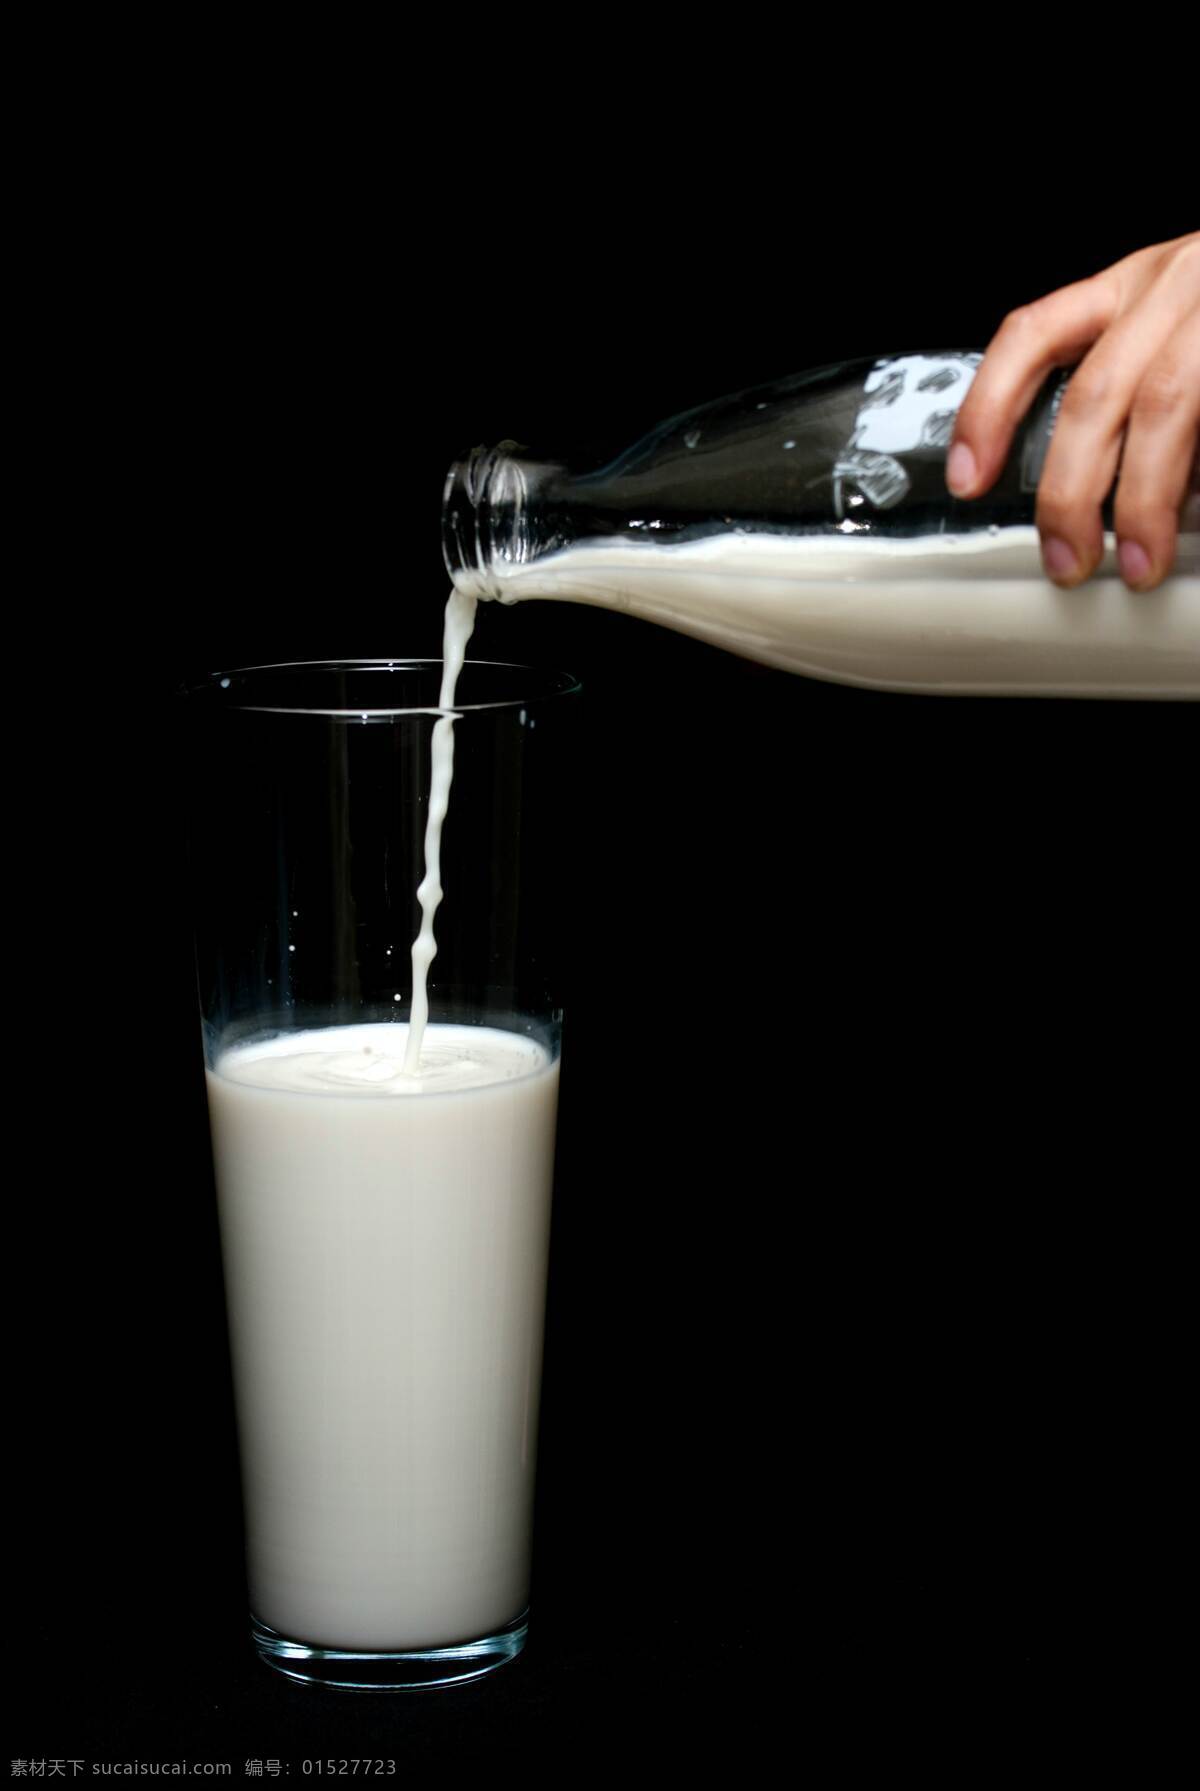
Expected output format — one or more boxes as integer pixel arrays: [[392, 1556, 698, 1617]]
[[834, 352, 982, 520]]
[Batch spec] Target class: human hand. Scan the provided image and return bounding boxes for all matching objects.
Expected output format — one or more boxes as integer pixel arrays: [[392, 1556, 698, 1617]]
[[946, 233, 1200, 591]]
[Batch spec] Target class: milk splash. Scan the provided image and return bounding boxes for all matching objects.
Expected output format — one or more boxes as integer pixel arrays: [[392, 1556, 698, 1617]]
[[403, 585, 478, 1074]]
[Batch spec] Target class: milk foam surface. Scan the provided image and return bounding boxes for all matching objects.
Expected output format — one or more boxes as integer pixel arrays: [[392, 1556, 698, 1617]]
[[458, 526, 1200, 696], [208, 1022, 559, 1652], [221, 1021, 546, 1096]]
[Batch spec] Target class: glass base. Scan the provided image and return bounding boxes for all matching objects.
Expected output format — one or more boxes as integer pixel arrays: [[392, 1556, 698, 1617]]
[[250, 1610, 529, 1691]]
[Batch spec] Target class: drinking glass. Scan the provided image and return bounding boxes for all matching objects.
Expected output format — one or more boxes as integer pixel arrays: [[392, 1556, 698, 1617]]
[[179, 659, 579, 1689]]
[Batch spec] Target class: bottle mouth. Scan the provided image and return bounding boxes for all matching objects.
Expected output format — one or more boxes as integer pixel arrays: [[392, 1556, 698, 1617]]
[[443, 441, 554, 597], [442, 445, 492, 590], [442, 442, 532, 596]]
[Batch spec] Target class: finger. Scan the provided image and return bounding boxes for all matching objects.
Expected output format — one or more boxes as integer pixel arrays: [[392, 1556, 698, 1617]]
[[1036, 244, 1200, 585], [946, 274, 1121, 499], [947, 238, 1197, 502], [1113, 305, 1200, 591]]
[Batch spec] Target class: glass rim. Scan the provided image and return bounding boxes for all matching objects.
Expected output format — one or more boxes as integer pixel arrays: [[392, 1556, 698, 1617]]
[[179, 658, 583, 719]]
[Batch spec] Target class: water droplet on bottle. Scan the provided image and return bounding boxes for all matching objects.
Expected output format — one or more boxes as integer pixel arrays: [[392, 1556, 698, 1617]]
[[989, 523, 1000, 537], [220, 677, 230, 689], [783, 440, 796, 451], [684, 429, 700, 450]]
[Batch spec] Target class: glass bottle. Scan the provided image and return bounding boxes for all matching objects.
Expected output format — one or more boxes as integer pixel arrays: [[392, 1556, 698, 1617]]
[[442, 352, 1200, 698]]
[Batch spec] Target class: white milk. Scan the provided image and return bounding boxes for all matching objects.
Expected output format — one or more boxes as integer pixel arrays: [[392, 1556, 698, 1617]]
[[404, 585, 478, 1072], [208, 1022, 559, 1652], [458, 526, 1200, 697]]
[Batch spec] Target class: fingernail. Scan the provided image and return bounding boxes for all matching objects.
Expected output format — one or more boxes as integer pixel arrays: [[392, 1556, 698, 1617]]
[[946, 442, 976, 495], [1118, 541, 1152, 588], [1042, 537, 1078, 582]]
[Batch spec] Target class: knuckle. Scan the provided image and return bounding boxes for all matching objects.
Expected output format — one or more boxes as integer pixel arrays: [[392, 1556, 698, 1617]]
[[1061, 364, 1113, 419], [1036, 476, 1084, 525], [1133, 365, 1186, 421], [1169, 236, 1200, 286], [999, 302, 1041, 343], [1115, 488, 1177, 538]]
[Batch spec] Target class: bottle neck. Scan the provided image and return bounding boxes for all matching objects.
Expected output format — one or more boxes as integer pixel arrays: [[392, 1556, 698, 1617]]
[[443, 442, 556, 597]]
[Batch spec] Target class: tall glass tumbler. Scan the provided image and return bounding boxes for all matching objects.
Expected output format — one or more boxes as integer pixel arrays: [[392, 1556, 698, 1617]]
[[179, 660, 579, 1690]]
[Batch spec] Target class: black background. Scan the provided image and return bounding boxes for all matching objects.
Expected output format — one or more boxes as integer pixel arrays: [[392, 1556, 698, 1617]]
[[11, 68, 1195, 1771]]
